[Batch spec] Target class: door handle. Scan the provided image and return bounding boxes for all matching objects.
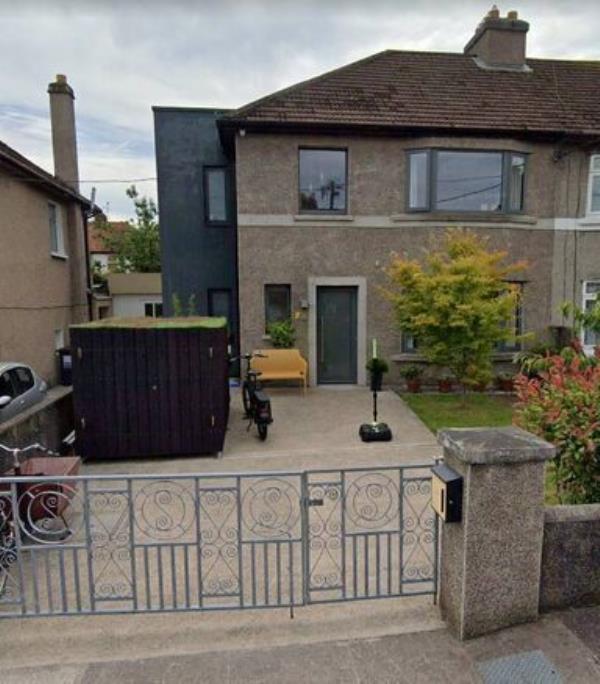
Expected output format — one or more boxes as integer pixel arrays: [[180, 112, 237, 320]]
[[320, 316, 325, 360]]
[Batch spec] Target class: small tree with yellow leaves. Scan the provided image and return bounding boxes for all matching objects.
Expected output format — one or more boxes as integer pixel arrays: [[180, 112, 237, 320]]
[[386, 230, 527, 394]]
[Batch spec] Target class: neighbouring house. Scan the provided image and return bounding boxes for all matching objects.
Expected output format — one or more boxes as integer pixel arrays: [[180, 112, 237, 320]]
[[107, 272, 163, 318], [0, 75, 96, 384], [154, 8, 600, 386], [88, 218, 128, 273]]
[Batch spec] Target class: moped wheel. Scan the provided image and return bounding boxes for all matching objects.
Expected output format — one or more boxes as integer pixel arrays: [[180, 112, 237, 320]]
[[242, 383, 252, 416], [257, 423, 268, 441]]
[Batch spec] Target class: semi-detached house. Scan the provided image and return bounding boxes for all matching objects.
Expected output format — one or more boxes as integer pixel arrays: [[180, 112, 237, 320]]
[[154, 8, 600, 386]]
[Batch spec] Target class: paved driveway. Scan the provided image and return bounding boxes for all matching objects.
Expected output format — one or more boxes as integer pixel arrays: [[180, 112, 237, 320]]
[[84, 387, 439, 476]]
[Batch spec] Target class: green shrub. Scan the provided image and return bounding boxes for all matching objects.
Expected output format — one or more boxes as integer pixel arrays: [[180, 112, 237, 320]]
[[366, 357, 389, 374], [267, 320, 296, 348], [400, 364, 423, 380]]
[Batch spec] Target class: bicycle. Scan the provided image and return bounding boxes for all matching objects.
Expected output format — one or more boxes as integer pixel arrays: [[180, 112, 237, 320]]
[[0, 443, 62, 598], [232, 352, 273, 441]]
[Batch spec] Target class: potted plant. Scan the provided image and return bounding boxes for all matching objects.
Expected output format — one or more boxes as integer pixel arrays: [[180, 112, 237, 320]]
[[495, 372, 515, 392], [400, 365, 424, 393], [267, 319, 296, 349], [366, 357, 389, 392], [437, 375, 454, 393]]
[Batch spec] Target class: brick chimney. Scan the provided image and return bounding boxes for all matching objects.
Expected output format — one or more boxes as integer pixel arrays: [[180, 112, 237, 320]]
[[464, 6, 530, 71], [48, 74, 79, 191]]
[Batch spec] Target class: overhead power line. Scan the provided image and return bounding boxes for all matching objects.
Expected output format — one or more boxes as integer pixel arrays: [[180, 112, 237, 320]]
[[2, 175, 156, 184]]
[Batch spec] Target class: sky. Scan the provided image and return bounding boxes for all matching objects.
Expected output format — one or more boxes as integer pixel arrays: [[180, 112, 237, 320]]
[[1, 0, 599, 219]]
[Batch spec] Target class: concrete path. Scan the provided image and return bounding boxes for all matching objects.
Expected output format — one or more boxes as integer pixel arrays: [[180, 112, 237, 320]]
[[2, 607, 600, 682], [83, 388, 440, 476]]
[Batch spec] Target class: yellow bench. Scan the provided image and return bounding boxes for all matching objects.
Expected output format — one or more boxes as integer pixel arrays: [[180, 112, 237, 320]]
[[251, 349, 308, 392]]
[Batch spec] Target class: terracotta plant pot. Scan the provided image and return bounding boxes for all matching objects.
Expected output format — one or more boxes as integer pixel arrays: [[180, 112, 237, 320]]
[[498, 378, 515, 392], [406, 379, 422, 393], [438, 378, 454, 393]]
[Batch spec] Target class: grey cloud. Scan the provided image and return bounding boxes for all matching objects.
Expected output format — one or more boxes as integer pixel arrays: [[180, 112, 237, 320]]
[[1, 0, 599, 217]]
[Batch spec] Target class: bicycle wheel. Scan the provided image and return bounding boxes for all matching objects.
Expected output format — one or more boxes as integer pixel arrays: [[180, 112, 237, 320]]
[[257, 423, 268, 441], [242, 383, 252, 416]]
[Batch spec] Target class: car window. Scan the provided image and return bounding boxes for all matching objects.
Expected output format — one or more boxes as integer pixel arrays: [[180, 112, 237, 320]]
[[0, 371, 15, 399], [10, 367, 34, 396]]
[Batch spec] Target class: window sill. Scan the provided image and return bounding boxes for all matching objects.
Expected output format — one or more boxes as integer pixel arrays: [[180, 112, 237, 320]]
[[293, 214, 354, 222], [578, 216, 600, 227], [390, 213, 537, 225], [391, 351, 518, 362], [51, 252, 68, 261]]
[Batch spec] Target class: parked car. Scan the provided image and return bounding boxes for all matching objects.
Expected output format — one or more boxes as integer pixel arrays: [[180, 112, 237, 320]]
[[0, 363, 48, 424]]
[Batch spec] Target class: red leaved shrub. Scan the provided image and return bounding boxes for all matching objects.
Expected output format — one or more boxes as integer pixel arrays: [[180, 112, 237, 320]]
[[514, 347, 600, 503]]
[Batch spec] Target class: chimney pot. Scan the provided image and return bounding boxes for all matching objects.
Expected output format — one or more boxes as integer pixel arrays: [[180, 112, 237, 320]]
[[507, 10, 518, 20], [488, 5, 500, 19]]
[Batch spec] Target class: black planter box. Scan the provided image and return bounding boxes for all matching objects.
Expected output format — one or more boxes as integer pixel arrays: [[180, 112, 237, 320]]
[[70, 317, 229, 460]]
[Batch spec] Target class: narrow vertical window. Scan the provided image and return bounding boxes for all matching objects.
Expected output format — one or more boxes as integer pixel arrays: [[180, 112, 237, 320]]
[[408, 151, 429, 210], [582, 281, 600, 352], [49, 203, 65, 255], [588, 155, 600, 215], [264, 284, 291, 332], [204, 167, 228, 224], [507, 154, 526, 212]]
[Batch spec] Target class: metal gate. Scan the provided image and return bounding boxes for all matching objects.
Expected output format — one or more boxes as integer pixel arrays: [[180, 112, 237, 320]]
[[0, 465, 437, 618]]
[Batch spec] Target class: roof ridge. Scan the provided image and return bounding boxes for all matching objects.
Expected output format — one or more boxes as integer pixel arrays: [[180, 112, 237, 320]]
[[226, 50, 390, 119], [0, 139, 93, 207]]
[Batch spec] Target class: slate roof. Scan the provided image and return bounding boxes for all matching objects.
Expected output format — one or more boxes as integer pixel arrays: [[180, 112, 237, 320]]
[[224, 50, 600, 137], [0, 139, 94, 207]]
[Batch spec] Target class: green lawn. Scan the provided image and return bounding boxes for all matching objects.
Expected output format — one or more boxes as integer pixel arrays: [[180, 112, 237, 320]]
[[400, 392, 515, 433], [399, 392, 562, 504]]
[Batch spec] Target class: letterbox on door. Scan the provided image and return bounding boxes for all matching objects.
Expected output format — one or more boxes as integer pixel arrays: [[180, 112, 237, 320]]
[[431, 463, 463, 523]]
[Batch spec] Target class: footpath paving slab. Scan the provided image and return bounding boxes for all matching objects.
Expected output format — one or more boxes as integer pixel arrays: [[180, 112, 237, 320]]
[[3, 610, 600, 683]]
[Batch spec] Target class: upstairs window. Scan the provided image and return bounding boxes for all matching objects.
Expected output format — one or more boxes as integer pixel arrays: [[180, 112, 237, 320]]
[[49, 203, 66, 256], [299, 148, 347, 213], [587, 155, 600, 215], [407, 150, 527, 213], [264, 284, 291, 333], [204, 167, 228, 224]]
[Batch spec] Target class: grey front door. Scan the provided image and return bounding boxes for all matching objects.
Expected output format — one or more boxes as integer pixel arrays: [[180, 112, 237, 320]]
[[317, 286, 358, 384]]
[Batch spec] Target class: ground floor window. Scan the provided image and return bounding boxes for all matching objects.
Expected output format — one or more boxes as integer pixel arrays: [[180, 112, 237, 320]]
[[582, 281, 600, 352], [54, 328, 65, 350], [264, 284, 291, 332], [400, 283, 523, 354], [144, 302, 163, 318], [496, 283, 524, 352]]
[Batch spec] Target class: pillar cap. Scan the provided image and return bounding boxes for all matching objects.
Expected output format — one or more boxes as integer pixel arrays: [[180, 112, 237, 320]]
[[437, 426, 555, 465]]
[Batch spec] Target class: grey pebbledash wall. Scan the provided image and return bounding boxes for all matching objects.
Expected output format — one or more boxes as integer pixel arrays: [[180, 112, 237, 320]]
[[539, 504, 600, 611]]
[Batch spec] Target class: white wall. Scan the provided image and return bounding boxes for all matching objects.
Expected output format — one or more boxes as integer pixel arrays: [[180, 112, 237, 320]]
[[112, 294, 162, 318]]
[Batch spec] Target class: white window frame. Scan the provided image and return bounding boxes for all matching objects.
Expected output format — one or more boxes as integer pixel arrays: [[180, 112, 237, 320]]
[[581, 280, 600, 355], [49, 202, 67, 258], [587, 155, 600, 216]]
